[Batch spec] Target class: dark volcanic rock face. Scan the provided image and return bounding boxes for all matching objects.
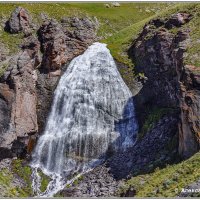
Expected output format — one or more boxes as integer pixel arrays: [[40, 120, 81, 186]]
[[128, 12, 200, 158], [107, 114, 179, 180]]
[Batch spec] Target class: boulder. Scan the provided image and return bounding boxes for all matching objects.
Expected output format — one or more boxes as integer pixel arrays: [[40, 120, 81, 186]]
[[111, 2, 120, 7], [38, 17, 98, 72], [36, 17, 98, 133], [60, 165, 123, 197], [165, 13, 192, 29], [7, 7, 32, 35], [105, 4, 111, 8]]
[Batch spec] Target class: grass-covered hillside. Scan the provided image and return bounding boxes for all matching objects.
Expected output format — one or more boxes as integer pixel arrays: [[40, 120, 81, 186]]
[[104, 3, 200, 67], [119, 152, 200, 197], [0, 3, 172, 55]]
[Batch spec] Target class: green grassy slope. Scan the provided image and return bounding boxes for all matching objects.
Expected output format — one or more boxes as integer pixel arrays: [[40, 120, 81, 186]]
[[0, 3, 171, 37], [0, 159, 51, 197], [104, 3, 200, 66], [119, 152, 200, 197], [0, 3, 172, 55]]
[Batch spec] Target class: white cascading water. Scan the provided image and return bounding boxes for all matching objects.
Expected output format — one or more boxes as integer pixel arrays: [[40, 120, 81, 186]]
[[30, 42, 138, 197]]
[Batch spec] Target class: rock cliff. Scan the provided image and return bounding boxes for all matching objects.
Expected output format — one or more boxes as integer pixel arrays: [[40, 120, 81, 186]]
[[128, 12, 200, 158], [0, 7, 98, 159]]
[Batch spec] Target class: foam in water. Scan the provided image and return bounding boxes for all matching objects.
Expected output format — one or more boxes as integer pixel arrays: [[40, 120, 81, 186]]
[[30, 42, 138, 197]]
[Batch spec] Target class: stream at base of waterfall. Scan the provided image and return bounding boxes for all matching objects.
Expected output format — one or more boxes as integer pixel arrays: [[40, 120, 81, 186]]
[[30, 42, 138, 197]]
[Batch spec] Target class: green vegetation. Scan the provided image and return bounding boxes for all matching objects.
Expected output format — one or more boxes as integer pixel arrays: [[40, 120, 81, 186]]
[[119, 151, 200, 197], [138, 107, 175, 139], [180, 4, 200, 67], [0, 168, 16, 197], [0, 31, 23, 54], [12, 159, 33, 197], [38, 169, 51, 193], [0, 61, 9, 77], [103, 3, 195, 65], [0, 163, 31, 197], [12, 159, 51, 196], [0, 3, 171, 56], [0, 3, 199, 69], [0, 3, 169, 37]]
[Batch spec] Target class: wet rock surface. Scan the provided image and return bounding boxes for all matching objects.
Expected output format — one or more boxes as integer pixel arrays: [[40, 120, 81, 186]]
[[58, 113, 179, 197], [36, 17, 98, 133]]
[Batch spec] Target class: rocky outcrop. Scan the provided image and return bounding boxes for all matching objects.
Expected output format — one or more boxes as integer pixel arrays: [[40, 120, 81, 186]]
[[0, 35, 40, 158], [178, 65, 200, 157], [61, 17, 98, 45], [38, 19, 68, 71], [128, 12, 200, 158], [7, 7, 32, 35], [38, 17, 98, 72], [59, 113, 179, 197]]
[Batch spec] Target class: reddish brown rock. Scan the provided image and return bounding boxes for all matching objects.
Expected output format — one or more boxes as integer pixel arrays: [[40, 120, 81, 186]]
[[38, 17, 98, 72], [0, 35, 40, 158], [38, 19, 68, 71], [178, 66, 200, 157], [36, 17, 98, 133], [0, 8, 99, 160]]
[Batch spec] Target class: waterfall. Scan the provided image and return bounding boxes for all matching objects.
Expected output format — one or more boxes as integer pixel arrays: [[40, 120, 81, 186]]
[[30, 42, 138, 197]]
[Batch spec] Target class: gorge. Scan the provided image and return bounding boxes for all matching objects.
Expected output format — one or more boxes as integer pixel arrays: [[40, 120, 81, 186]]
[[0, 3, 200, 198]]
